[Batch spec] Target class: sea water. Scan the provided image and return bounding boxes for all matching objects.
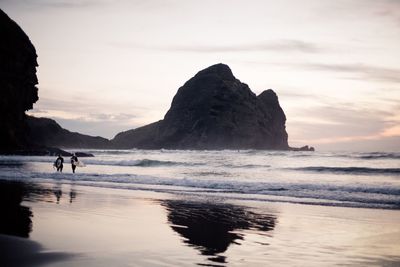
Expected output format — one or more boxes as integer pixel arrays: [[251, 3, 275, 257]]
[[0, 150, 399, 209]]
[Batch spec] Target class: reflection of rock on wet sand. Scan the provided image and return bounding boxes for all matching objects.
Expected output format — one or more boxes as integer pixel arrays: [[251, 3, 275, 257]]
[[162, 200, 276, 264], [0, 181, 76, 266], [0, 181, 77, 237], [0, 181, 33, 238]]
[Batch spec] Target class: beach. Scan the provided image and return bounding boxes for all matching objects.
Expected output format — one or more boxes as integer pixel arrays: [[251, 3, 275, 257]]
[[1, 180, 400, 267], [2, 1, 400, 266]]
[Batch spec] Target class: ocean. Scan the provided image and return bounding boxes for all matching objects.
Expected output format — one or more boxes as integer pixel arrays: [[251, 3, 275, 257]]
[[1, 150, 399, 210]]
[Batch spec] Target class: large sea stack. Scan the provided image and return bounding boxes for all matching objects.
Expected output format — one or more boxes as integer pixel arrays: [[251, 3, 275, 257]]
[[112, 64, 289, 150], [0, 9, 38, 152]]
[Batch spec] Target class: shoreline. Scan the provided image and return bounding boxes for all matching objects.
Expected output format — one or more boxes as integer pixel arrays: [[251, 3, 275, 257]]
[[1, 180, 400, 266], [1, 175, 399, 211]]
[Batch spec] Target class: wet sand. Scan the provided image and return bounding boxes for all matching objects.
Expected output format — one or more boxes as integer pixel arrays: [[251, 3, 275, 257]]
[[1, 180, 400, 266]]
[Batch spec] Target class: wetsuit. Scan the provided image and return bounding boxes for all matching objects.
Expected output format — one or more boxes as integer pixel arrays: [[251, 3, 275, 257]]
[[71, 155, 78, 173]]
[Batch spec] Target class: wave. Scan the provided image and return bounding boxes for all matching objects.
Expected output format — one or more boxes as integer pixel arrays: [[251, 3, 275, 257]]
[[0, 156, 202, 168], [87, 158, 205, 167], [1, 170, 399, 209], [82, 149, 137, 155], [0, 156, 269, 169], [291, 166, 400, 175], [102, 159, 197, 167], [355, 152, 400, 160], [222, 163, 270, 168], [7, 171, 400, 196], [287, 152, 400, 160], [87, 160, 265, 169]]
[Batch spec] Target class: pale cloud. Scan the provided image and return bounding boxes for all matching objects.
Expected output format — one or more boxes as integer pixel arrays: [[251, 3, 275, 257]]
[[83, 113, 135, 122], [27, 109, 79, 120], [28, 110, 140, 138], [374, 0, 400, 26], [0, 0, 107, 8], [28, 109, 138, 125], [55, 118, 139, 138], [298, 63, 400, 84], [27, 108, 48, 115], [287, 102, 398, 146], [381, 125, 400, 138], [113, 39, 323, 54]]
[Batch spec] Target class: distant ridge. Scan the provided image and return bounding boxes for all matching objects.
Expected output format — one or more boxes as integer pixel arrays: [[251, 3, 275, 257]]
[[112, 63, 289, 150], [27, 116, 111, 149]]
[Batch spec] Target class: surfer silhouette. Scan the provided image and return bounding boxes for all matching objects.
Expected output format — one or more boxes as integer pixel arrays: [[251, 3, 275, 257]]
[[71, 153, 78, 173], [54, 154, 64, 172]]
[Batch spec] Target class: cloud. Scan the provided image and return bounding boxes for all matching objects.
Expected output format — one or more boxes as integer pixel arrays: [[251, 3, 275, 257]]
[[374, 0, 400, 26], [28, 110, 137, 124], [279, 91, 325, 100], [1, 0, 104, 8], [298, 63, 400, 83], [78, 113, 136, 123], [287, 102, 399, 147], [27, 112, 139, 139], [33, 95, 152, 115], [55, 118, 137, 139], [28, 108, 48, 114], [111, 39, 323, 54], [381, 125, 400, 137]]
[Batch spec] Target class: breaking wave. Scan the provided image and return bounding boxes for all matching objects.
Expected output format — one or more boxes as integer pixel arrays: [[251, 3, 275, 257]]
[[1, 149, 400, 209], [0, 170, 399, 209], [292, 166, 400, 175]]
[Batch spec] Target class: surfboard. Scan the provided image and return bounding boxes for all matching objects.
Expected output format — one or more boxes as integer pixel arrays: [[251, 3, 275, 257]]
[[54, 159, 62, 168], [73, 160, 86, 167], [55, 159, 62, 168]]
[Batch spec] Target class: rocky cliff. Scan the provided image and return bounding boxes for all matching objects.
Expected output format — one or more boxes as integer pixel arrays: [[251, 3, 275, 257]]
[[112, 64, 289, 150], [0, 9, 38, 152], [0, 9, 111, 154]]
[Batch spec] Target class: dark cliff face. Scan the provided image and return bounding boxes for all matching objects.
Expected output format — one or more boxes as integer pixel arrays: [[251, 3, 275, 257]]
[[0, 10, 108, 153], [0, 9, 39, 152], [113, 63, 289, 150]]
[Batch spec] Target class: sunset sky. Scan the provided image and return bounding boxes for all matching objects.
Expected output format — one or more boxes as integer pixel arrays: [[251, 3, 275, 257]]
[[2, 0, 399, 151]]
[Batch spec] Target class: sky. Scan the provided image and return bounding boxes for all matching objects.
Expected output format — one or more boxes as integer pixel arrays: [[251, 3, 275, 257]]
[[1, 0, 400, 151]]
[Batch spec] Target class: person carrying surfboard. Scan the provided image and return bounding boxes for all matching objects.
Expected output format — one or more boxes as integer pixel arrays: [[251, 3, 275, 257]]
[[71, 153, 78, 173], [54, 154, 64, 172]]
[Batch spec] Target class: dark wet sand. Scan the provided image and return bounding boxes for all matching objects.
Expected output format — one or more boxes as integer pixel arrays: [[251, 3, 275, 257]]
[[1, 180, 400, 266]]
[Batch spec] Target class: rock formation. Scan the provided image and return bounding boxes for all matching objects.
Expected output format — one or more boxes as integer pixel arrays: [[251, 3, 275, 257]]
[[0, 9, 38, 152], [0, 9, 110, 154], [0, 8, 312, 152], [26, 116, 111, 149], [112, 63, 289, 150]]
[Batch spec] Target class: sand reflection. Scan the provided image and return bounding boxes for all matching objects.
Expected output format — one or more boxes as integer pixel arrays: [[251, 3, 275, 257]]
[[0, 181, 34, 237], [162, 200, 276, 265], [0, 180, 76, 237], [0, 181, 76, 267]]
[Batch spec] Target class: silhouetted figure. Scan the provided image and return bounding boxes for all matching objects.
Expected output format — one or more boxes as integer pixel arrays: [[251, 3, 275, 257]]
[[54, 154, 64, 172], [70, 153, 78, 173]]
